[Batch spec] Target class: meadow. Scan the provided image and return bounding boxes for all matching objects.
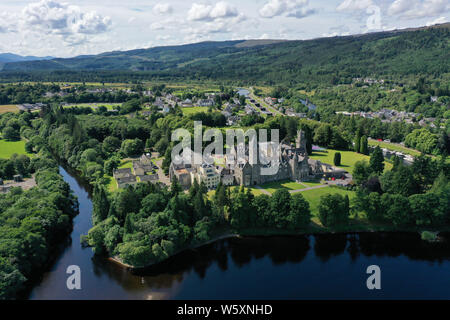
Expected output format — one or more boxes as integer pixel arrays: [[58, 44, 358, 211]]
[[0, 139, 32, 158]]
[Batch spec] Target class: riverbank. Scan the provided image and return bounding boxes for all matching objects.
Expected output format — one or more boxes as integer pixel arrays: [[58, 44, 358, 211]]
[[52, 158, 450, 272], [109, 232, 242, 270], [108, 221, 450, 271]]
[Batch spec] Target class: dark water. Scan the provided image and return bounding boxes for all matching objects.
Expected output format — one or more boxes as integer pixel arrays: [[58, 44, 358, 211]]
[[28, 167, 450, 300]]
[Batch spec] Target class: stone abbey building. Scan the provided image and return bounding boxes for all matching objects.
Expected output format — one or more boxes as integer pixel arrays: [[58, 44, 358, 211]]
[[170, 130, 328, 189], [233, 130, 324, 186]]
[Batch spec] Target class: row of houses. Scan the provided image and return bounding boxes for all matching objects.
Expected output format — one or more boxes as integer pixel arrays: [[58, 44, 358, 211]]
[[336, 109, 442, 128]]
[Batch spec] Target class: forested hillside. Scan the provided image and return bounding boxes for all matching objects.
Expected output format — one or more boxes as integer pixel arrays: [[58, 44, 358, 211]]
[[1, 24, 449, 85]]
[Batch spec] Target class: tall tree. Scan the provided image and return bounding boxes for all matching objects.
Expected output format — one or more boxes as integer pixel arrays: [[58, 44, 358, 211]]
[[334, 152, 341, 166], [354, 129, 361, 153], [360, 135, 368, 155], [92, 185, 110, 224], [369, 146, 384, 174]]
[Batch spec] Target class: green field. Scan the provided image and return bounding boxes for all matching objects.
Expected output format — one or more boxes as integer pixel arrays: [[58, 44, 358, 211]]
[[299, 186, 356, 216], [310, 149, 392, 174], [0, 139, 32, 159], [182, 107, 209, 115], [368, 139, 422, 157]]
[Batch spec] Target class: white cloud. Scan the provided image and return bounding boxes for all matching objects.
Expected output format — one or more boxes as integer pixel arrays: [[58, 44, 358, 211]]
[[156, 34, 171, 41], [387, 0, 410, 15], [210, 1, 239, 19], [426, 16, 448, 25], [188, 2, 239, 21], [388, 0, 450, 19], [336, 0, 373, 12], [0, 12, 18, 33], [259, 0, 315, 19], [153, 3, 173, 15], [0, 0, 447, 58], [150, 22, 164, 30], [188, 3, 213, 21], [19, 0, 111, 44]]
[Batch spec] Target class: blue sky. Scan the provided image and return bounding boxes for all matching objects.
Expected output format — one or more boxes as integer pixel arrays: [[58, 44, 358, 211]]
[[0, 0, 448, 57]]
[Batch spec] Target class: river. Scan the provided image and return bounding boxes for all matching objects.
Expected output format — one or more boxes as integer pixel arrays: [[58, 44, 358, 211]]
[[26, 167, 450, 300]]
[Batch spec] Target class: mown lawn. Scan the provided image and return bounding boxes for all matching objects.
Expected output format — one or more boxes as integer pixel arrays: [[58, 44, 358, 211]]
[[182, 107, 209, 115], [0, 139, 32, 159], [310, 149, 392, 174], [258, 180, 306, 194], [300, 180, 324, 187], [0, 105, 19, 114], [119, 160, 133, 169], [298, 186, 356, 216]]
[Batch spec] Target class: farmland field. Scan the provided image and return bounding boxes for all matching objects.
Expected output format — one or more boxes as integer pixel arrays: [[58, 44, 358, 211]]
[[0, 105, 19, 114]]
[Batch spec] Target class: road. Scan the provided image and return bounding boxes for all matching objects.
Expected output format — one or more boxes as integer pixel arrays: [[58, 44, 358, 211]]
[[248, 87, 283, 116]]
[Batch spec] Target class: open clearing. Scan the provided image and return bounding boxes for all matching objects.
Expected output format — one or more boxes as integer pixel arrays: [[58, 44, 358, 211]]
[[0, 139, 32, 159], [182, 107, 209, 115]]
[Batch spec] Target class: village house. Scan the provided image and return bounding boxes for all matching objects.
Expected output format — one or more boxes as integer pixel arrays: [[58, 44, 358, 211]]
[[182, 99, 193, 107], [227, 115, 241, 126], [113, 155, 160, 189], [113, 168, 137, 189], [170, 163, 194, 189], [198, 99, 215, 107]]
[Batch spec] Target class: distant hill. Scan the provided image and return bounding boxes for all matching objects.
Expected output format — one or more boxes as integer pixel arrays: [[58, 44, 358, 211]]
[[1, 23, 449, 85], [0, 53, 54, 64]]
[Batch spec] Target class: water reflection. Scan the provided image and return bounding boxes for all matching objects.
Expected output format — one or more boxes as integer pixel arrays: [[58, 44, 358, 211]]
[[28, 165, 450, 300], [85, 232, 450, 298]]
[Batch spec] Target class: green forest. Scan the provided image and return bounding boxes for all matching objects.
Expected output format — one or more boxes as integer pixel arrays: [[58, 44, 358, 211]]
[[1, 25, 448, 86]]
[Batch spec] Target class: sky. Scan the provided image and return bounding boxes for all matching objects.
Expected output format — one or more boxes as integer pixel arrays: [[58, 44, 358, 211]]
[[0, 0, 448, 58]]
